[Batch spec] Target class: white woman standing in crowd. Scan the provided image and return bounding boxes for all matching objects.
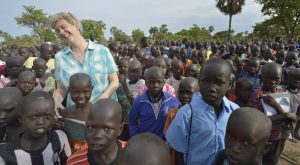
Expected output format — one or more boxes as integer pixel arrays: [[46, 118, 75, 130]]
[[49, 12, 119, 110]]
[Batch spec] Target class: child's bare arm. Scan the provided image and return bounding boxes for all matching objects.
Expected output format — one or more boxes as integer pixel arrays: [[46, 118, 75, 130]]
[[269, 113, 297, 123], [119, 74, 134, 104], [175, 151, 185, 165], [262, 95, 285, 114]]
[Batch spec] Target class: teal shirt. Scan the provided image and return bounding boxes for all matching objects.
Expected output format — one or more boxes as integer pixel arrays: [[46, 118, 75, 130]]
[[55, 41, 118, 107]]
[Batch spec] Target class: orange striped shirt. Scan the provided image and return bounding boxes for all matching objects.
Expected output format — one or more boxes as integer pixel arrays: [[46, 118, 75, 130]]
[[66, 140, 126, 165]]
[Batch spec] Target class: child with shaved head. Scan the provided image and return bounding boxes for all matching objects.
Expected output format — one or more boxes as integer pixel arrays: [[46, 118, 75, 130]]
[[67, 98, 125, 165], [118, 133, 170, 165], [216, 107, 272, 165]]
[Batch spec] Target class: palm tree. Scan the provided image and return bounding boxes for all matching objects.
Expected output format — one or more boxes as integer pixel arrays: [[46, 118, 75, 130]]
[[216, 0, 246, 41]]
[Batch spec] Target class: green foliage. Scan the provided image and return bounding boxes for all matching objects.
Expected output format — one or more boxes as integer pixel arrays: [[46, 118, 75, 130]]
[[255, 0, 300, 39], [81, 20, 106, 43], [110, 26, 131, 42], [131, 29, 145, 44], [15, 6, 57, 42], [170, 24, 212, 41], [149, 24, 169, 41], [252, 18, 284, 40], [213, 30, 235, 41]]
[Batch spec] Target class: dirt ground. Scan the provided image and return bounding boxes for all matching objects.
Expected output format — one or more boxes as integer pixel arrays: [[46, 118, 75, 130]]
[[279, 140, 300, 165]]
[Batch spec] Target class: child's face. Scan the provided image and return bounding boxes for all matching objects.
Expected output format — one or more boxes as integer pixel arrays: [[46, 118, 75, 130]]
[[146, 71, 165, 98], [225, 122, 266, 165], [153, 60, 167, 75], [262, 68, 281, 92], [186, 65, 198, 78], [199, 64, 231, 108], [128, 64, 141, 82], [246, 59, 260, 75], [40, 47, 53, 61], [276, 52, 285, 63], [70, 81, 92, 106], [286, 54, 297, 65], [18, 76, 36, 95], [178, 84, 197, 105], [251, 47, 260, 57], [19, 48, 31, 60], [85, 108, 122, 153], [197, 51, 207, 64], [171, 62, 183, 79], [6, 60, 23, 78], [33, 62, 47, 78], [180, 49, 187, 61], [235, 83, 252, 102], [166, 59, 172, 71], [118, 61, 128, 75], [21, 103, 55, 139], [219, 44, 226, 53], [288, 72, 300, 89], [0, 99, 19, 128], [263, 50, 271, 60]]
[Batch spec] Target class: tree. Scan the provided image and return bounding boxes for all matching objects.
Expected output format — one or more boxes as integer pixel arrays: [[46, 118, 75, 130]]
[[81, 20, 106, 43], [208, 26, 215, 33], [110, 26, 130, 42], [216, 0, 246, 41], [214, 30, 235, 41], [15, 6, 57, 42], [131, 29, 145, 44], [149, 26, 159, 37], [252, 18, 284, 40], [255, 0, 300, 39], [159, 24, 168, 34]]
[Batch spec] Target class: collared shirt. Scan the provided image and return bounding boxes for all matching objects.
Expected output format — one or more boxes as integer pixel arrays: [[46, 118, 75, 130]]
[[166, 92, 239, 165], [55, 41, 118, 106], [129, 91, 180, 139], [136, 83, 176, 97]]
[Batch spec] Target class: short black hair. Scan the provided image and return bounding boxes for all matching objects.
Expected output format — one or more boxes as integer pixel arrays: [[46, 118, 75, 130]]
[[201, 58, 232, 77], [91, 98, 123, 123], [69, 73, 92, 87], [21, 91, 55, 114]]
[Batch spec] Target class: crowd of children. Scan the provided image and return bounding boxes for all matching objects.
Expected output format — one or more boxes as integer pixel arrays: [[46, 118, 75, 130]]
[[0, 38, 300, 165]]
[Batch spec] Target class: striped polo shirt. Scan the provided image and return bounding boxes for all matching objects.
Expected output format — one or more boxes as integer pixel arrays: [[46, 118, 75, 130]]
[[0, 130, 71, 165]]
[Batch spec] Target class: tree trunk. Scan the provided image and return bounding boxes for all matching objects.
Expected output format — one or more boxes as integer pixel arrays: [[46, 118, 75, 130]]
[[228, 14, 232, 41]]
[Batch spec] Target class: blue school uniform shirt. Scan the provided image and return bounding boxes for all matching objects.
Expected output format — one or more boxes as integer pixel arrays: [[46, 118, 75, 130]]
[[55, 41, 118, 107], [166, 92, 239, 165], [129, 91, 180, 139], [238, 71, 261, 91]]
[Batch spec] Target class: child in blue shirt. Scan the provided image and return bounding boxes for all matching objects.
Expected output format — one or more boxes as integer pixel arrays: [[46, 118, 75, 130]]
[[238, 57, 261, 91], [129, 67, 180, 139], [166, 59, 239, 165]]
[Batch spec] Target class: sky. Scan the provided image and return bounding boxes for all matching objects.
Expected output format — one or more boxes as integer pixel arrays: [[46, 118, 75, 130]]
[[0, 0, 267, 40]]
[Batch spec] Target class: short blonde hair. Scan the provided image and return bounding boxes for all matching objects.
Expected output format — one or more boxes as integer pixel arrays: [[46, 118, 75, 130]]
[[48, 12, 82, 33]]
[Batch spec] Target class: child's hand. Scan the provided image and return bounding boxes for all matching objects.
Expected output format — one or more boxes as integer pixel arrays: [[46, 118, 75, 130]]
[[262, 95, 283, 113], [119, 74, 127, 86], [284, 113, 297, 121], [51, 119, 64, 130]]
